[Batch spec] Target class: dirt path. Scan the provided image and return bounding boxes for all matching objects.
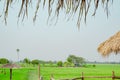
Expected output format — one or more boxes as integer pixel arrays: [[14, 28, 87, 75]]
[[28, 70, 38, 80]]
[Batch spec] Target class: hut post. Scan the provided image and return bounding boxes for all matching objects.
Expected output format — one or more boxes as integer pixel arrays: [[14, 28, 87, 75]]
[[10, 68, 12, 80]]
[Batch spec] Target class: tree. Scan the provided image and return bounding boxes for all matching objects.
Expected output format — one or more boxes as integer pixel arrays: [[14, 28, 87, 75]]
[[63, 61, 73, 67], [31, 59, 39, 65], [67, 55, 85, 67], [67, 57, 72, 63], [0, 0, 113, 27], [0, 58, 9, 64], [48, 60, 53, 66], [57, 61, 63, 67], [23, 58, 31, 64]]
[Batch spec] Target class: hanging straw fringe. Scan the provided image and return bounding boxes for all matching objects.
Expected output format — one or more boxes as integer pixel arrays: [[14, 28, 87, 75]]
[[0, 0, 113, 27]]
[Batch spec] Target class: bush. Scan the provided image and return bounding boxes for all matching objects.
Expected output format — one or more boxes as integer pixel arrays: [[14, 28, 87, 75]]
[[23, 58, 31, 64], [93, 64, 96, 67], [63, 62, 72, 67], [0, 58, 9, 64], [31, 59, 39, 65], [57, 61, 63, 67]]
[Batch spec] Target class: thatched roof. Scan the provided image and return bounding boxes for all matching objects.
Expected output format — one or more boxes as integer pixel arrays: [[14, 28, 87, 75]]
[[98, 31, 120, 56], [1, 63, 20, 69], [0, 0, 112, 27]]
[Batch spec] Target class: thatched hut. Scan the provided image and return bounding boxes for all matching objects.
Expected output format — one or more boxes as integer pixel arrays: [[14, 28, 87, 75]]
[[98, 31, 120, 56], [2, 63, 20, 80], [2, 63, 20, 69]]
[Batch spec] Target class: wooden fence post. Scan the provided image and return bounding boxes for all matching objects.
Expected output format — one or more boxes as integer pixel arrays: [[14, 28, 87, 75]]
[[38, 64, 40, 80], [112, 71, 115, 80], [81, 72, 84, 80], [10, 68, 12, 80], [50, 74, 55, 80]]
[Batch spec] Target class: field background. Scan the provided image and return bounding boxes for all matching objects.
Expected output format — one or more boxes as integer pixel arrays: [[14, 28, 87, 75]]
[[0, 64, 120, 80]]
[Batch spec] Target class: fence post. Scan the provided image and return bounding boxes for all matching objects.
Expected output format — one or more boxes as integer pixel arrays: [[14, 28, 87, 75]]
[[81, 72, 84, 80], [112, 71, 115, 80], [10, 68, 12, 80], [38, 64, 40, 80], [50, 74, 55, 80]]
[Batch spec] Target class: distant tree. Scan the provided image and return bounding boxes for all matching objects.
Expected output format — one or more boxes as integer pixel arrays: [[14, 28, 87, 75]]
[[0, 58, 9, 64], [67, 55, 76, 63], [39, 60, 45, 64], [63, 61, 72, 67], [67, 57, 72, 63], [75, 56, 85, 66], [57, 61, 63, 67], [23, 58, 31, 64], [31, 59, 39, 65], [67, 55, 85, 67], [48, 60, 53, 66]]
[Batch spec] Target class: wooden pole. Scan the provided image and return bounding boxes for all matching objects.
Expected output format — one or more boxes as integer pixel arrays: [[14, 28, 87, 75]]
[[112, 71, 115, 80], [81, 72, 84, 80], [10, 68, 12, 80], [38, 64, 40, 80], [50, 74, 54, 80]]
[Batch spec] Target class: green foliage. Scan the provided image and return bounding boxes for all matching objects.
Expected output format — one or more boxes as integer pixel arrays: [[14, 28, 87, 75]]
[[23, 58, 31, 64], [31, 59, 39, 65], [63, 61, 73, 67], [67, 57, 72, 63], [67, 55, 86, 67], [47, 60, 53, 66], [57, 61, 63, 67], [0, 58, 9, 64], [93, 64, 96, 67]]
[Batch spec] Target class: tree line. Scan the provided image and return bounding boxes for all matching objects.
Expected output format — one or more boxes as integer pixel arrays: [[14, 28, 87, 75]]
[[0, 55, 86, 67]]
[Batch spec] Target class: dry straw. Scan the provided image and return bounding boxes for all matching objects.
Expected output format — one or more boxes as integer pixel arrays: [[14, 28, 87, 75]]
[[0, 0, 113, 27], [98, 31, 120, 56]]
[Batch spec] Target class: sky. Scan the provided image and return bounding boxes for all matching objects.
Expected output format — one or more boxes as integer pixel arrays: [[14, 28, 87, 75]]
[[0, 0, 120, 62]]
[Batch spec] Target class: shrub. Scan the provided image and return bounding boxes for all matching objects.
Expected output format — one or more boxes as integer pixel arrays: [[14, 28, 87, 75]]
[[57, 61, 63, 67], [0, 58, 9, 64], [31, 59, 39, 65]]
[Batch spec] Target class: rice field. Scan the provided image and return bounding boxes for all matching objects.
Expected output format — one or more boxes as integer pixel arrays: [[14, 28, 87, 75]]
[[0, 64, 120, 80]]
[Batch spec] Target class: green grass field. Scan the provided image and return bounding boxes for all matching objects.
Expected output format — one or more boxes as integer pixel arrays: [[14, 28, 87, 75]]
[[0, 64, 120, 80]]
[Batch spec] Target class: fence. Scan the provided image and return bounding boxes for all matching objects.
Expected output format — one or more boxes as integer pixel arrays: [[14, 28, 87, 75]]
[[37, 65, 120, 80], [53, 71, 120, 80]]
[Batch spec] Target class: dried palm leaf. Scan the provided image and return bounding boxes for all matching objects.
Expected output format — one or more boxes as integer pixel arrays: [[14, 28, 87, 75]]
[[33, 0, 41, 22], [92, 0, 99, 16], [0, 0, 113, 27], [98, 31, 120, 56], [43, 0, 46, 8], [18, 0, 25, 18], [4, 0, 10, 24]]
